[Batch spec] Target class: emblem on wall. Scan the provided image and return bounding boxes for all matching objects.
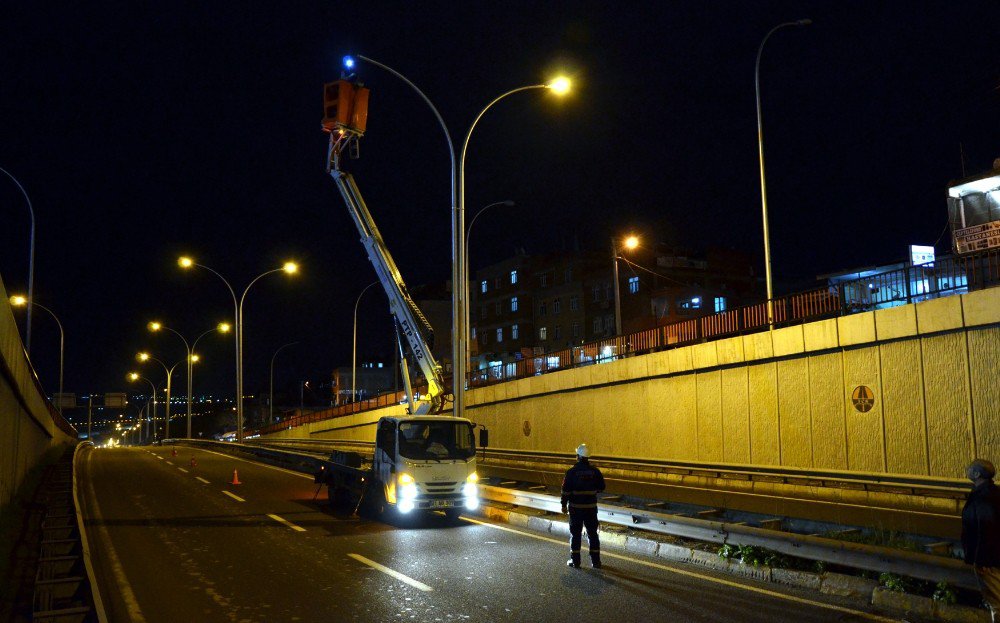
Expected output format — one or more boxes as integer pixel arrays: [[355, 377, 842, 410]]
[[522, 420, 532, 436], [851, 385, 875, 413]]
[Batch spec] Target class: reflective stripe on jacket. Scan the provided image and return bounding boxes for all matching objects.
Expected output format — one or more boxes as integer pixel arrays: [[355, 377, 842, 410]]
[[561, 459, 606, 510]]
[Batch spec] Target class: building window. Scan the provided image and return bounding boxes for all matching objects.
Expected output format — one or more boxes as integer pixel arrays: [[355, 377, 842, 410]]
[[471, 327, 476, 340], [481, 306, 487, 319], [554, 326, 562, 340], [564, 267, 573, 283], [481, 332, 489, 345], [495, 301, 502, 316], [539, 326, 547, 340], [604, 315, 614, 331], [481, 280, 488, 293], [593, 318, 602, 333], [553, 299, 562, 314], [605, 283, 613, 300], [628, 276, 639, 294], [540, 274, 548, 288], [511, 296, 518, 312], [539, 302, 547, 316], [592, 285, 601, 301], [510, 270, 518, 284], [714, 296, 727, 313], [512, 324, 519, 339], [570, 296, 579, 311], [572, 323, 580, 338], [679, 297, 702, 310], [496, 327, 503, 343], [494, 277, 501, 290]]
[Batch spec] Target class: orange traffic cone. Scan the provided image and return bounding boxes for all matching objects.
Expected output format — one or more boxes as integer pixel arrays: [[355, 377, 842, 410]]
[[171, 448, 177, 457], [190, 457, 197, 468], [230, 469, 242, 485]]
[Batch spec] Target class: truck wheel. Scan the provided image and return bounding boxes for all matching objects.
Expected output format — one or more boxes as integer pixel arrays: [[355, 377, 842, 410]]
[[360, 482, 388, 518], [330, 487, 353, 511]]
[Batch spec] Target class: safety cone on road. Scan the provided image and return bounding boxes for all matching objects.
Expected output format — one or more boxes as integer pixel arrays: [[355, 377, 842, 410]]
[[230, 469, 242, 485], [171, 448, 177, 457], [190, 457, 197, 468]]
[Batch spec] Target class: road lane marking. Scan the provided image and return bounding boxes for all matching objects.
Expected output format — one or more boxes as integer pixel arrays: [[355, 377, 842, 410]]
[[347, 554, 433, 592], [177, 467, 188, 473], [165, 460, 173, 465], [267, 513, 306, 532], [195, 447, 313, 479], [222, 491, 246, 502], [156, 456, 164, 460], [460, 516, 897, 622], [195, 477, 210, 484]]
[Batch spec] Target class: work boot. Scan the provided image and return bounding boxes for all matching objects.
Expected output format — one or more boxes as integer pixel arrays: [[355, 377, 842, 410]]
[[566, 556, 580, 568]]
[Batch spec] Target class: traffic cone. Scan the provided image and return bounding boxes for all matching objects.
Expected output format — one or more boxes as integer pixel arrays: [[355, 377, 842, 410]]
[[171, 448, 177, 457], [230, 469, 242, 485], [190, 457, 197, 468]]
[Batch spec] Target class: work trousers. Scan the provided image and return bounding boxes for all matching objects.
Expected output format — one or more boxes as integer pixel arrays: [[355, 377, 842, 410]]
[[977, 566, 1000, 621], [569, 508, 600, 566]]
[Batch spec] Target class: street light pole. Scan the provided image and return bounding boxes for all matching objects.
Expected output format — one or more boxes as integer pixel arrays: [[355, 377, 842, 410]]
[[269, 341, 299, 425], [1, 167, 35, 355], [464, 200, 514, 372], [755, 19, 811, 328], [611, 235, 639, 337], [138, 352, 180, 440], [128, 373, 157, 444], [10, 297, 63, 414], [149, 323, 192, 437], [352, 282, 379, 403]]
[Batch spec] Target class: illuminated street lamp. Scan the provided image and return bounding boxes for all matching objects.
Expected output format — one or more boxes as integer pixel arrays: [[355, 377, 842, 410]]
[[349, 54, 570, 418], [128, 372, 158, 443], [148, 320, 228, 438], [137, 352, 182, 440], [178, 257, 298, 440], [10, 295, 64, 414], [612, 235, 640, 336], [755, 19, 811, 328]]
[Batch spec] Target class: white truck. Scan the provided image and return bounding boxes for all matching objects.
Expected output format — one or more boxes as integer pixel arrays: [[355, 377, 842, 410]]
[[314, 76, 484, 518]]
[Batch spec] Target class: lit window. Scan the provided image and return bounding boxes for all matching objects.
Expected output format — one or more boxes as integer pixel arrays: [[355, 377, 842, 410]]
[[496, 327, 503, 343], [628, 276, 639, 294], [471, 327, 476, 340], [511, 296, 518, 312], [553, 299, 561, 314], [714, 296, 727, 313], [512, 324, 519, 339], [539, 326, 547, 340], [510, 270, 518, 284], [679, 297, 702, 310], [539, 302, 547, 316], [570, 296, 579, 311], [481, 280, 487, 293]]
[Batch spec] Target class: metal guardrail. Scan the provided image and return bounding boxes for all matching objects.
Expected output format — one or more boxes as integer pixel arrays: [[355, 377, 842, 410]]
[[202, 438, 975, 590], [480, 485, 978, 591]]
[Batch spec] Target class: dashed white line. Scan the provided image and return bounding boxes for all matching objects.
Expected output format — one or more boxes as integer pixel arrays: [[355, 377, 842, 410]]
[[165, 460, 173, 465], [347, 554, 433, 592], [267, 513, 306, 532], [195, 477, 210, 484], [178, 467, 188, 473], [156, 456, 164, 460], [222, 491, 246, 502]]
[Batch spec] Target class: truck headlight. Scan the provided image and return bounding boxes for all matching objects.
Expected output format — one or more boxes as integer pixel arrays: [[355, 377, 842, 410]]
[[398, 473, 418, 500], [463, 472, 479, 499]]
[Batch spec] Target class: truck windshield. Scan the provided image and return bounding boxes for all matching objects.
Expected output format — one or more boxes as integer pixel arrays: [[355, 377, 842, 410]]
[[397, 421, 476, 461]]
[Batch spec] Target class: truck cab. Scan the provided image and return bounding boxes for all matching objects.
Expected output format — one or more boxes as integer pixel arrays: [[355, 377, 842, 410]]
[[373, 416, 479, 516]]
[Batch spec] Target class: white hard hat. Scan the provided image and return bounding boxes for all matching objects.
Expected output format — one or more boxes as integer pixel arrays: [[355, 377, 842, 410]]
[[576, 443, 590, 458]]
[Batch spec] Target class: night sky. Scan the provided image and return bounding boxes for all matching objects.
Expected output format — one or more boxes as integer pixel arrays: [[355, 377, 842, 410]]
[[1, 2, 998, 401]]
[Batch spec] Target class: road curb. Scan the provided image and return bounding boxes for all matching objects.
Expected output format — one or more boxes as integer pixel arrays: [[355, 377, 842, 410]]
[[474, 503, 990, 622]]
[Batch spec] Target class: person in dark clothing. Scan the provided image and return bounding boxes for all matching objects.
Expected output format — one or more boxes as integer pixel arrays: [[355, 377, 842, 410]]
[[561, 443, 605, 569], [962, 458, 1000, 621]]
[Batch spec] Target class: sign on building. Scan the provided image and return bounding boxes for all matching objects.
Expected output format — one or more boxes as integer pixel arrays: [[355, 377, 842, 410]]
[[948, 169, 1000, 255]]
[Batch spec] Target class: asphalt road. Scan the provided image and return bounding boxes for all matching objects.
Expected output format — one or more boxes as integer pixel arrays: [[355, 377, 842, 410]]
[[77, 445, 906, 623]]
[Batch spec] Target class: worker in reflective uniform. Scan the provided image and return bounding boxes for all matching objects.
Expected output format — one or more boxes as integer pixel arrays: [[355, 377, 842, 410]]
[[561, 443, 605, 568]]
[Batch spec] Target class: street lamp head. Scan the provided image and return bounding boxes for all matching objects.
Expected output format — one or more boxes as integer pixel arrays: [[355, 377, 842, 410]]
[[137, 352, 150, 362], [796, 18, 812, 26], [218, 322, 232, 333], [343, 55, 356, 70], [624, 235, 639, 250], [148, 321, 162, 332], [178, 256, 194, 269], [283, 262, 299, 275], [547, 76, 571, 95], [190, 354, 200, 363], [10, 295, 27, 307], [128, 372, 139, 381], [502, 200, 515, 207]]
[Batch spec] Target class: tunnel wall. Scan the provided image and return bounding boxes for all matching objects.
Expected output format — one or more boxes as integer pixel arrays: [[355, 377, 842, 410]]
[[0, 275, 76, 511]]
